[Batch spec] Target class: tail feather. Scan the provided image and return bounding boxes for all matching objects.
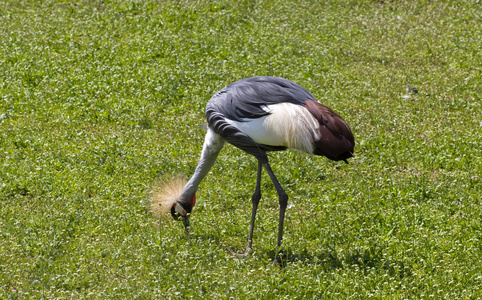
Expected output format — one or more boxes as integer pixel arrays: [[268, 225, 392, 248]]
[[304, 100, 355, 161]]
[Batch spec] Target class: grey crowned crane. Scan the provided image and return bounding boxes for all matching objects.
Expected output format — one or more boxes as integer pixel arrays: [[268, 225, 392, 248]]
[[160, 76, 354, 262]]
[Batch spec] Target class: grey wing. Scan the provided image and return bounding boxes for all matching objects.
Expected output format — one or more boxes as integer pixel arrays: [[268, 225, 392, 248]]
[[205, 77, 312, 161], [208, 76, 316, 121]]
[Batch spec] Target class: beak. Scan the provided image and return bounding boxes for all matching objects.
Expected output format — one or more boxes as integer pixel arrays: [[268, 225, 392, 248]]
[[182, 216, 190, 235], [170, 203, 191, 235]]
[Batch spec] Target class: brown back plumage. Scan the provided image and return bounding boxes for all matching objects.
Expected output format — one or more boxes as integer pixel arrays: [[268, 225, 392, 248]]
[[304, 100, 355, 162]]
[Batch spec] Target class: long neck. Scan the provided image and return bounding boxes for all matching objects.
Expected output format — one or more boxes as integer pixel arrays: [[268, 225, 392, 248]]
[[181, 127, 225, 204]]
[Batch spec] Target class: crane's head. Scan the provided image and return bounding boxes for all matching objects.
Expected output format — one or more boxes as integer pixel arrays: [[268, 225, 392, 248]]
[[150, 177, 196, 233], [169, 194, 196, 231]]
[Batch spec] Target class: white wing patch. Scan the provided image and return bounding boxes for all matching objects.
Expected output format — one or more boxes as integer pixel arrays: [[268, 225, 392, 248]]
[[260, 105, 271, 113], [225, 103, 320, 154]]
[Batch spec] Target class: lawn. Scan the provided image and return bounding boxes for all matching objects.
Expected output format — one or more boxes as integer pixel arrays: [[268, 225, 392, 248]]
[[1, 0, 481, 298]]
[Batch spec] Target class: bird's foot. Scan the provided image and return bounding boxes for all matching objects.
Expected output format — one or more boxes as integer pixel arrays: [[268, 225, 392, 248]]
[[226, 247, 251, 258], [235, 252, 248, 258], [273, 248, 286, 267]]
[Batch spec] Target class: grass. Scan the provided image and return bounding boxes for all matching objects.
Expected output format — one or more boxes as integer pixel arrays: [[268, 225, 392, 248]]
[[1, 0, 481, 298]]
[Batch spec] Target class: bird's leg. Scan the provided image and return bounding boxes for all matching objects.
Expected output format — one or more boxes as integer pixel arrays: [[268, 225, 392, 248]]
[[263, 162, 288, 265], [242, 161, 262, 256]]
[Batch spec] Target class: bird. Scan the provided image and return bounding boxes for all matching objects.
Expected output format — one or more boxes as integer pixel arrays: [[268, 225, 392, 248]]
[[160, 76, 355, 262]]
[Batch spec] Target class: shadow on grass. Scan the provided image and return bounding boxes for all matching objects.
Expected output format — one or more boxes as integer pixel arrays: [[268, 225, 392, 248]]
[[266, 246, 412, 278], [189, 231, 411, 278]]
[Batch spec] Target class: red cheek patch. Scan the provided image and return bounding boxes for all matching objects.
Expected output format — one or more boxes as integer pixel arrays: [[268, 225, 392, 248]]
[[190, 194, 196, 207]]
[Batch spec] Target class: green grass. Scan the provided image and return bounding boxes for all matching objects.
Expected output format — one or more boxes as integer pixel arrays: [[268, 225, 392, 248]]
[[1, 0, 481, 298]]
